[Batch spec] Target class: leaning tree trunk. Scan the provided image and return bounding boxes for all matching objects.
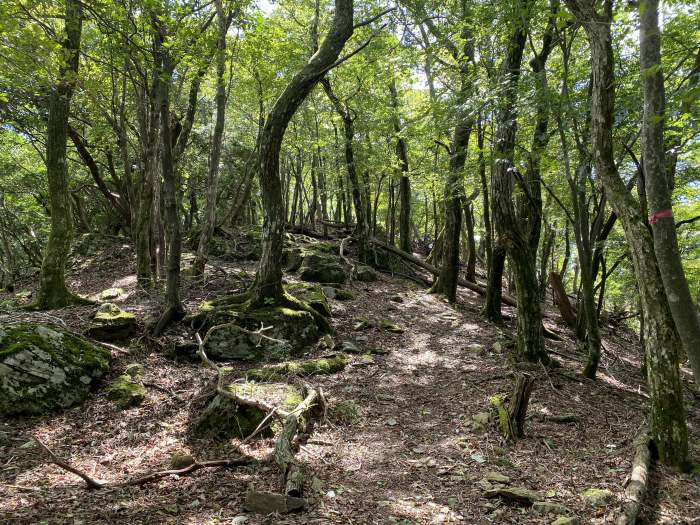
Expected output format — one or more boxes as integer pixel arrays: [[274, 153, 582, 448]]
[[253, 0, 354, 304], [34, 0, 83, 310], [565, 0, 688, 468], [639, 0, 700, 385], [192, 0, 229, 276]]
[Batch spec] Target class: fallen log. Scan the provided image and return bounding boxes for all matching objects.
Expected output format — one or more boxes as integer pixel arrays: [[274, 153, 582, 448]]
[[616, 427, 652, 525], [370, 238, 517, 307], [274, 385, 324, 497]]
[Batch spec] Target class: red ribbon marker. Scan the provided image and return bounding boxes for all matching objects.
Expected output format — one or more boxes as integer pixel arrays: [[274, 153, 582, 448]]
[[648, 209, 673, 225]]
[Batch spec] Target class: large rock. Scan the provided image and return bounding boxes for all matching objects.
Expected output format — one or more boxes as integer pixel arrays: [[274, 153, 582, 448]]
[[299, 251, 347, 284], [287, 282, 331, 317], [204, 306, 319, 360], [193, 381, 303, 439], [87, 303, 136, 341], [106, 373, 146, 409], [0, 323, 111, 416]]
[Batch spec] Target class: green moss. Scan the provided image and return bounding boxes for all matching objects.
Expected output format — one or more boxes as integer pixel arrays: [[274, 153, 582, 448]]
[[490, 394, 512, 439], [329, 400, 360, 424], [244, 354, 348, 381], [106, 374, 146, 409], [334, 289, 356, 301], [286, 282, 332, 317], [194, 382, 303, 439], [0, 323, 111, 416]]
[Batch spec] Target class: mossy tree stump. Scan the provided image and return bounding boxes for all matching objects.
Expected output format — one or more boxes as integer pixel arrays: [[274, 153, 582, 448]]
[[490, 372, 535, 441]]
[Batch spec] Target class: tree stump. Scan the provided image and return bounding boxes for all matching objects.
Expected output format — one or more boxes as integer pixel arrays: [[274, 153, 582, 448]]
[[491, 372, 535, 441]]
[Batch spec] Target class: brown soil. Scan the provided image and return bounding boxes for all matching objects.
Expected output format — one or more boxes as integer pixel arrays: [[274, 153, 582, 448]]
[[1, 241, 698, 524]]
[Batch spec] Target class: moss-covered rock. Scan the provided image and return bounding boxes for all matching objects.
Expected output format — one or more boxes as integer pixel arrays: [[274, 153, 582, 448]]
[[355, 265, 378, 282], [106, 373, 146, 408], [243, 354, 348, 381], [287, 282, 331, 317], [580, 488, 614, 507], [0, 323, 111, 416], [87, 303, 136, 341], [204, 306, 319, 360], [193, 382, 303, 439], [98, 287, 124, 301], [299, 251, 347, 284]]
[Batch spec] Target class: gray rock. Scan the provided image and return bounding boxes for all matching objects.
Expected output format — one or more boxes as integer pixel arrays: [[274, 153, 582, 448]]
[[106, 374, 146, 409], [484, 486, 541, 506], [533, 501, 571, 515], [87, 303, 136, 341], [484, 471, 511, 484], [551, 517, 578, 525], [99, 287, 124, 300], [580, 488, 614, 507], [355, 265, 378, 282], [0, 323, 111, 416]]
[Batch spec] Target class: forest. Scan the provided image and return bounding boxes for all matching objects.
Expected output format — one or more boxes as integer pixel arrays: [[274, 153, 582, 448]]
[[0, 0, 698, 523]]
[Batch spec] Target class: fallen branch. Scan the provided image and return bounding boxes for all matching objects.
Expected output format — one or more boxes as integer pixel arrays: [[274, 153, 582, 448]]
[[274, 384, 324, 497], [34, 435, 250, 489], [616, 426, 652, 525], [370, 238, 517, 307]]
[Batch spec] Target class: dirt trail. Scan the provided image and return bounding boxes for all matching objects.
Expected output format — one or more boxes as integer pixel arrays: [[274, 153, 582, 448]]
[[1, 246, 698, 524]]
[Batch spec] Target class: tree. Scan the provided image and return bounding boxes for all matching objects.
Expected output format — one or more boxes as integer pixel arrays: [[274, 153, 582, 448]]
[[564, 0, 689, 468], [252, 0, 354, 304], [33, 0, 84, 310]]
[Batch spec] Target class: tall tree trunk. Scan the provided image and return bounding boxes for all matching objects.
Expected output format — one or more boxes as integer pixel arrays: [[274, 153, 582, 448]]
[[322, 78, 369, 262], [34, 0, 83, 310], [193, 0, 229, 276], [253, 0, 354, 303], [490, 0, 547, 363], [153, 17, 184, 335], [565, 0, 688, 468], [390, 80, 411, 253], [639, 0, 700, 385]]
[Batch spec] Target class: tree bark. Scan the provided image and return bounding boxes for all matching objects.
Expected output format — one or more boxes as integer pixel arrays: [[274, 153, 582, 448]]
[[564, 0, 688, 468], [192, 0, 230, 276], [34, 0, 83, 309], [253, 0, 354, 303], [390, 80, 411, 253], [639, 0, 700, 385]]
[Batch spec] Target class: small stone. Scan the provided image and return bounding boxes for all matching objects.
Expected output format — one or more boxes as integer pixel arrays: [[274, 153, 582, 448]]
[[321, 286, 337, 300], [477, 480, 493, 491], [551, 517, 578, 525], [341, 341, 362, 354], [472, 412, 490, 433], [533, 501, 571, 515], [106, 374, 146, 409], [484, 486, 541, 506], [389, 294, 404, 303], [492, 342, 502, 353], [99, 287, 124, 300], [385, 417, 398, 426], [124, 363, 144, 379], [466, 343, 485, 356], [484, 471, 511, 484], [580, 488, 614, 507], [231, 517, 248, 525], [311, 476, 324, 493], [170, 453, 195, 469]]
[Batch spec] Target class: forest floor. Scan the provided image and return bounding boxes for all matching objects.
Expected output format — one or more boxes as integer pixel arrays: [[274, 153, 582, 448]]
[[1, 236, 699, 525]]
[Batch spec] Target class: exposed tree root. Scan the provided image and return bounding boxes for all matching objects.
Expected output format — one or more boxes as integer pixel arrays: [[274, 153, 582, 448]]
[[616, 426, 653, 525], [33, 435, 250, 489]]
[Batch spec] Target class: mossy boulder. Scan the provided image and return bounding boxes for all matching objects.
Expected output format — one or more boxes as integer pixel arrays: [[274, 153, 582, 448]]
[[106, 373, 146, 409], [204, 306, 319, 360], [98, 287, 124, 301], [287, 282, 331, 317], [0, 323, 111, 416], [193, 382, 303, 439], [580, 488, 614, 507], [299, 251, 346, 284], [87, 303, 136, 341], [354, 265, 378, 282]]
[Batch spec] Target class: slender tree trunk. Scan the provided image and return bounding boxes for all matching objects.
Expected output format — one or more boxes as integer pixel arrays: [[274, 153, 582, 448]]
[[253, 0, 354, 303], [565, 0, 688, 468], [34, 0, 83, 310], [463, 202, 476, 282], [390, 80, 411, 253], [193, 0, 229, 276], [639, 0, 700, 384]]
